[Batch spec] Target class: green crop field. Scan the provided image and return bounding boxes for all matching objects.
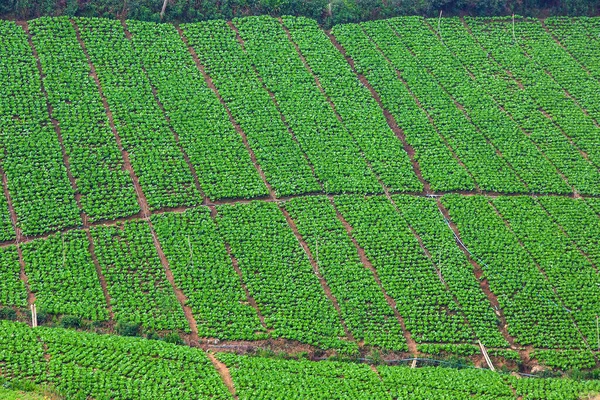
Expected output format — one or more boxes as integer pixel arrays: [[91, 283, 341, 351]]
[[1, 13, 600, 398]]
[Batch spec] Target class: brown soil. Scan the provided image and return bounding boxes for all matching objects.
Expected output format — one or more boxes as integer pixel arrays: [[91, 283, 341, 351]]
[[207, 352, 238, 399], [121, 21, 207, 204], [279, 204, 354, 341], [176, 25, 279, 199], [325, 30, 432, 195], [331, 198, 418, 356]]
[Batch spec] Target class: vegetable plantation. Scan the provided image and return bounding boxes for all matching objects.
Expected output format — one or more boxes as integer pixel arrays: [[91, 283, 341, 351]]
[[0, 12, 600, 397]]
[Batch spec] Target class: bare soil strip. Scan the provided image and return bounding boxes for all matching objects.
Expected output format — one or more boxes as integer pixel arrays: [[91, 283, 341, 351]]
[[325, 30, 432, 194], [23, 22, 88, 227], [73, 19, 200, 342], [434, 199, 525, 358], [226, 21, 323, 189], [279, 204, 355, 342], [207, 352, 238, 399], [488, 200, 598, 364], [121, 21, 207, 203], [176, 26, 277, 200], [331, 198, 418, 356]]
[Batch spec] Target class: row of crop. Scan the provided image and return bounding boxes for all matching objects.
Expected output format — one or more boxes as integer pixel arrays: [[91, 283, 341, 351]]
[[385, 17, 570, 194], [281, 16, 421, 193], [282, 196, 407, 351], [509, 19, 600, 133], [219, 352, 600, 399], [182, 20, 320, 197], [234, 16, 381, 194], [0, 321, 230, 399], [4, 321, 600, 400], [434, 17, 600, 195], [392, 195, 507, 348], [90, 221, 188, 331], [334, 195, 473, 343], [74, 18, 200, 210], [331, 23, 475, 192], [466, 17, 600, 173], [215, 201, 352, 351], [27, 18, 140, 223], [0, 248, 27, 308], [151, 208, 265, 340], [538, 197, 600, 268], [21, 230, 107, 321], [442, 195, 583, 349], [0, 21, 79, 236], [544, 17, 600, 81], [126, 20, 268, 201], [492, 196, 600, 348], [362, 20, 526, 193]]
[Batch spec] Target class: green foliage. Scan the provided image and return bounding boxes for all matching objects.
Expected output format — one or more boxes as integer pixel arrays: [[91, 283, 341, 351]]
[[216, 201, 355, 352], [115, 321, 140, 337], [126, 20, 268, 200], [59, 315, 81, 329], [282, 16, 421, 193], [532, 350, 597, 371], [235, 16, 381, 194], [151, 207, 265, 340], [0, 20, 80, 236], [0, 247, 27, 308], [0, 307, 18, 321], [75, 17, 201, 210], [28, 17, 140, 222], [182, 20, 321, 197], [91, 221, 188, 331], [283, 196, 407, 351], [21, 230, 108, 321], [334, 195, 472, 343]]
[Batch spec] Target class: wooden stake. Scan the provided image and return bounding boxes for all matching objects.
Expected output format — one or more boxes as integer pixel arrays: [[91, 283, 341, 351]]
[[30, 304, 37, 328], [438, 10, 443, 43], [478, 340, 495, 371], [411, 358, 417, 368], [512, 14, 516, 43]]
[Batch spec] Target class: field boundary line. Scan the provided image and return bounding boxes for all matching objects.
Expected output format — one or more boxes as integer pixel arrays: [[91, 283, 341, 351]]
[[207, 352, 238, 400]]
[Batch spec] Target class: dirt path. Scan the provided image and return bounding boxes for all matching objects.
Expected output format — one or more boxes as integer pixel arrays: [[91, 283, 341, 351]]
[[331, 198, 417, 356], [279, 204, 355, 342], [176, 25, 279, 199], [207, 352, 238, 399], [489, 200, 598, 364], [226, 21, 322, 191], [85, 229, 114, 322], [121, 21, 207, 204]]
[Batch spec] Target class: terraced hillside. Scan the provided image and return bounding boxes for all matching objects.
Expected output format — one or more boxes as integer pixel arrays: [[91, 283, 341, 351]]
[[1, 14, 600, 395]]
